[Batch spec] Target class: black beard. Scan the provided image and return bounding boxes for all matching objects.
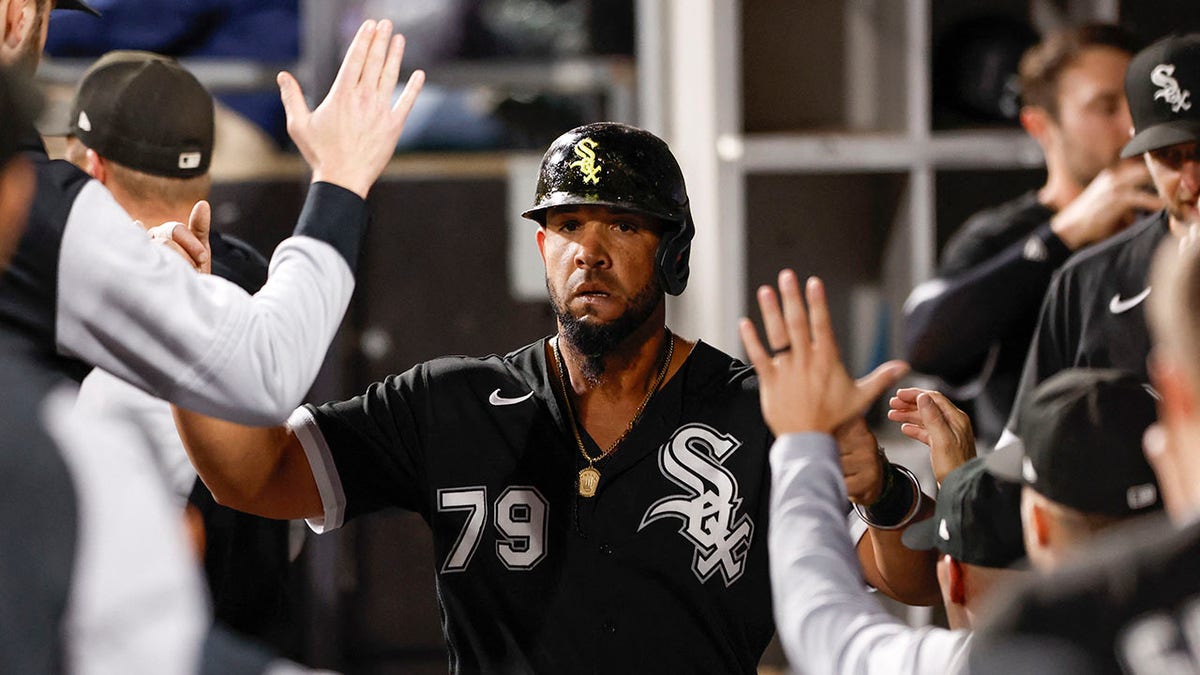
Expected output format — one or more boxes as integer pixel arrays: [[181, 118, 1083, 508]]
[[550, 274, 663, 384]]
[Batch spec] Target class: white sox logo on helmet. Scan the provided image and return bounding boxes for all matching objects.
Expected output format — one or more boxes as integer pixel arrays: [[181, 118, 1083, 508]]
[[1151, 63, 1192, 113], [569, 137, 602, 185], [639, 423, 754, 587]]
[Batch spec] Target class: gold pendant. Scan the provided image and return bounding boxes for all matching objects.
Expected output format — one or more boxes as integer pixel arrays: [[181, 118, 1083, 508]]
[[579, 466, 601, 498]]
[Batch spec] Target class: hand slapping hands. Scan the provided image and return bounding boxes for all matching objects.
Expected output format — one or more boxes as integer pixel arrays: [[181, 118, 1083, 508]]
[[739, 269, 909, 436]]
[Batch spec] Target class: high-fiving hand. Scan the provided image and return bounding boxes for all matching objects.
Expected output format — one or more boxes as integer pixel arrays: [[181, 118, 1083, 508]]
[[887, 388, 975, 486], [739, 269, 909, 436], [278, 19, 425, 199]]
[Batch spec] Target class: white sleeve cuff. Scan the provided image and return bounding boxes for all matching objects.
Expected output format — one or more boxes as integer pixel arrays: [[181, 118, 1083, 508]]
[[288, 407, 347, 534]]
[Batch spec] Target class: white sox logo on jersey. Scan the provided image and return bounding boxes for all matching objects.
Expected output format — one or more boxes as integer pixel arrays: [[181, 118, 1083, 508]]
[[638, 423, 754, 587], [1152, 64, 1192, 113]]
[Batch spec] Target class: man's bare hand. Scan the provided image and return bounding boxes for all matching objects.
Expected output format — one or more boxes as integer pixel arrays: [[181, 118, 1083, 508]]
[[837, 417, 884, 505], [145, 201, 212, 273], [1051, 160, 1163, 250], [887, 388, 975, 485], [739, 269, 908, 436], [279, 19, 425, 199]]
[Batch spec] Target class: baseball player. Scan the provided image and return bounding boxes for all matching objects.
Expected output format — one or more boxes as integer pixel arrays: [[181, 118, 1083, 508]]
[[0, 61, 325, 675], [1005, 32, 1200, 442], [904, 24, 1155, 445], [967, 240, 1200, 674], [63, 50, 297, 648], [170, 122, 930, 672]]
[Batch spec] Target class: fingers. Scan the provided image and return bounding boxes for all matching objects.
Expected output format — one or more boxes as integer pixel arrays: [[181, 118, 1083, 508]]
[[277, 70, 310, 134], [887, 407, 922, 426], [916, 392, 949, 435], [778, 269, 810, 358], [360, 19, 394, 91], [756, 284, 789, 354], [855, 360, 910, 411], [188, 200, 212, 274], [393, 68, 426, 117], [1128, 190, 1165, 213], [379, 33, 406, 91], [188, 200, 211, 241], [899, 422, 931, 446], [169, 222, 208, 271], [805, 276, 839, 361], [331, 20, 377, 92], [738, 317, 770, 373]]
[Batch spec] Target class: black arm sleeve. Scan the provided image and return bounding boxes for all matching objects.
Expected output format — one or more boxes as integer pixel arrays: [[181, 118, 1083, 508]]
[[904, 222, 1071, 382]]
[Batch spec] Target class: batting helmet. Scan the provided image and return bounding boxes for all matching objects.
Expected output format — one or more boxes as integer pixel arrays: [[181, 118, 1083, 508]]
[[521, 122, 695, 295]]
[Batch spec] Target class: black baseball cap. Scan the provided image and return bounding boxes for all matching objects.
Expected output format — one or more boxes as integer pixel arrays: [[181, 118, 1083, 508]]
[[1120, 33, 1200, 158], [70, 51, 213, 178], [902, 457, 1026, 568], [54, 0, 100, 16], [987, 368, 1161, 517]]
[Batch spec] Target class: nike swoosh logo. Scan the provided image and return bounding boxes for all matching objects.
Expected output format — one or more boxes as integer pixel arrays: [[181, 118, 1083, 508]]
[[488, 389, 534, 406], [1108, 287, 1152, 314]]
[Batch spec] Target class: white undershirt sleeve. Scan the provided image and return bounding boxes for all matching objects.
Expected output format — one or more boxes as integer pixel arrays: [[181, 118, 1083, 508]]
[[288, 406, 347, 534]]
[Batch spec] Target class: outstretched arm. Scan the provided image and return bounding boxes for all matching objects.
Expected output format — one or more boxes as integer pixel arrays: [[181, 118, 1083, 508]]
[[53, 20, 425, 425], [744, 270, 968, 674], [171, 407, 322, 520], [837, 419, 940, 606]]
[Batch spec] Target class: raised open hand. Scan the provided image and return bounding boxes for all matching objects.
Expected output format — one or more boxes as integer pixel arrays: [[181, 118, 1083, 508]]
[[887, 387, 975, 485], [739, 269, 908, 435], [279, 19, 426, 199]]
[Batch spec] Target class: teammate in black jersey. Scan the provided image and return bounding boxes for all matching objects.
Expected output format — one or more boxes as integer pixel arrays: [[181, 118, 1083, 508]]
[[172, 122, 936, 673], [971, 96, 1200, 671], [1005, 33, 1200, 440], [904, 24, 1153, 445]]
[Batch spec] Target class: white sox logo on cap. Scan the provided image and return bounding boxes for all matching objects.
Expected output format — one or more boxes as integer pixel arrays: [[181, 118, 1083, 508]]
[[1151, 64, 1192, 113]]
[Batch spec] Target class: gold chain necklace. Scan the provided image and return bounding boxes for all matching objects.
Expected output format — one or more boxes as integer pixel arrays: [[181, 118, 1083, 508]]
[[553, 330, 674, 498]]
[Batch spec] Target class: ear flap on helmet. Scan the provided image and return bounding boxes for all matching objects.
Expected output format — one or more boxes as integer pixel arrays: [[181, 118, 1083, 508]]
[[657, 213, 694, 296]]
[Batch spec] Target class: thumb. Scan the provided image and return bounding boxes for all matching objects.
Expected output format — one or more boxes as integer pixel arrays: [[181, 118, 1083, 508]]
[[854, 360, 909, 412], [277, 70, 310, 129], [917, 393, 950, 440], [187, 200, 211, 273], [188, 200, 211, 242]]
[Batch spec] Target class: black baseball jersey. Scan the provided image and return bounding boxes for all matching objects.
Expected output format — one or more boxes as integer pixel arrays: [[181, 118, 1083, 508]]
[[190, 233, 297, 649], [972, 514, 1200, 675], [1008, 210, 1169, 429], [903, 191, 1064, 443], [293, 339, 775, 673], [0, 345, 78, 674]]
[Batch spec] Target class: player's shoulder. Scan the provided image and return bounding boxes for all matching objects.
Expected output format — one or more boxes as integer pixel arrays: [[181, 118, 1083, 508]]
[[29, 155, 91, 226], [407, 338, 548, 386], [1058, 210, 1167, 278], [955, 192, 1050, 241], [981, 512, 1185, 635], [682, 341, 758, 396]]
